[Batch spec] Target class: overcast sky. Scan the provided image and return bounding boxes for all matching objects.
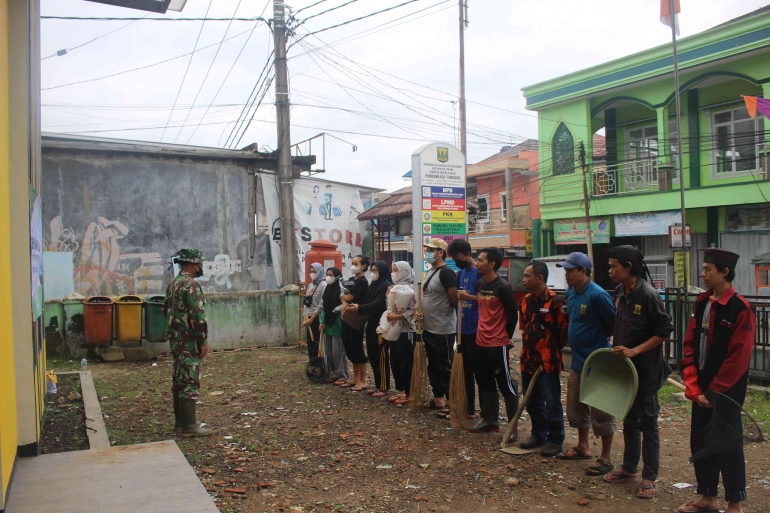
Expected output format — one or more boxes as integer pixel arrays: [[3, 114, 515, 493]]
[[41, 0, 767, 191]]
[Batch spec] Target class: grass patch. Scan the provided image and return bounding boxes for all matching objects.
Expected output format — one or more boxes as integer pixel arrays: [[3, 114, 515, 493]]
[[744, 390, 770, 426], [46, 355, 81, 373], [659, 383, 684, 406]]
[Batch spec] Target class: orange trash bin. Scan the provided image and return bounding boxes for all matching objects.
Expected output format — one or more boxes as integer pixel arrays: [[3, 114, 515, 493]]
[[83, 296, 114, 346]]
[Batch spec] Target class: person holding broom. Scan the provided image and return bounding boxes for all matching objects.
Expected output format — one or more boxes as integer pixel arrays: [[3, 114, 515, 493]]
[[603, 245, 674, 499], [447, 239, 480, 422], [413, 238, 457, 412], [346, 261, 393, 398], [677, 248, 754, 513], [517, 261, 568, 456], [469, 248, 519, 433]]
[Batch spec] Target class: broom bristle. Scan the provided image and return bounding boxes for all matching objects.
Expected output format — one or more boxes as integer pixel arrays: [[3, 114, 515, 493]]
[[449, 353, 470, 431], [408, 341, 429, 412]]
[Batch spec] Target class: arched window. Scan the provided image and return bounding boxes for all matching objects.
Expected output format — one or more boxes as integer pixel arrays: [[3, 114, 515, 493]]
[[552, 123, 575, 176]]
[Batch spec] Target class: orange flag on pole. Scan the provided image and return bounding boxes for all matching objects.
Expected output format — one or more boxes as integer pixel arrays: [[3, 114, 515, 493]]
[[742, 95, 770, 119], [661, 0, 681, 36]]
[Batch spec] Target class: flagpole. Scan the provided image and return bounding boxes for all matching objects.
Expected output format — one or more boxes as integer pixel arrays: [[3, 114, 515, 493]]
[[669, 0, 689, 294]]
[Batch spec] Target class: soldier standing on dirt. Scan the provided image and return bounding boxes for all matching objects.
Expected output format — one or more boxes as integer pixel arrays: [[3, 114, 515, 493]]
[[164, 248, 213, 437]]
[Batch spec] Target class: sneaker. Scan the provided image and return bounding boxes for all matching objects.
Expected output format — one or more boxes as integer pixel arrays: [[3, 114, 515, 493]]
[[520, 437, 546, 450], [540, 444, 563, 458]]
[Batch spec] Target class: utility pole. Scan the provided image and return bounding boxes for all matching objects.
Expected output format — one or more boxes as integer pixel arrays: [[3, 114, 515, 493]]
[[579, 142, 594, 279], [458, 0, 467, 157], [669, 0, 689, 293], [274, 0, 297, 287]]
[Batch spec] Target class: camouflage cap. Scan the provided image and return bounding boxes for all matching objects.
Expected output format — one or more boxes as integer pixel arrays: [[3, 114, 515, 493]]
[[175, 249, 206, 264]]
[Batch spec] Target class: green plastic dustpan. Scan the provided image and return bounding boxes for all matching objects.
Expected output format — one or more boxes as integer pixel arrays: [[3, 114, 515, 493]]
[[579, 348, 639, 421]]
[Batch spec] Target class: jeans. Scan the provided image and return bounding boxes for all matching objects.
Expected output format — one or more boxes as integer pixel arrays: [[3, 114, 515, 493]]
[[622, 394, 660, 481], [522, 371, 565, 447]]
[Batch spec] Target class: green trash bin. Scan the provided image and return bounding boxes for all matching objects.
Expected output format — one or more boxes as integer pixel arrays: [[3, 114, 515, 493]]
[[144, 295, 167, 343]]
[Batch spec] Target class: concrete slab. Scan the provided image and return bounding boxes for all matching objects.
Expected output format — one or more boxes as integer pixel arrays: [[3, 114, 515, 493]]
[[6, 441, 218, 513]]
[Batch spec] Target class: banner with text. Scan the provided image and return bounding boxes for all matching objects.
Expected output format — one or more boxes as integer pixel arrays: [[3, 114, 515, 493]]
[[262, 175, 372, 286], [555, 218, 609, 245], [412, 143, 467, 275], [615, 210, 682, 237]]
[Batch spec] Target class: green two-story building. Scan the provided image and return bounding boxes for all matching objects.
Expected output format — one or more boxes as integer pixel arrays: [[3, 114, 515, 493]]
[[523, 7, 770, 295]]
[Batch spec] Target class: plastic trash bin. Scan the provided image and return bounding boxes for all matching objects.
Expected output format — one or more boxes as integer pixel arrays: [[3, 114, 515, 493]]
[[115, 295, 143, 345], [83, 296, 114, 346], [144, 295, 167, 343]]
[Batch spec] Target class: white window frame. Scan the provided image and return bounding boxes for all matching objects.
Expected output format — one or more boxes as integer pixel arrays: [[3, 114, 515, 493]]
[[709, 105, 765, 180], [477, 194, 490, 223], [625, 122, 680, 183], [499, 192, 507, 221]]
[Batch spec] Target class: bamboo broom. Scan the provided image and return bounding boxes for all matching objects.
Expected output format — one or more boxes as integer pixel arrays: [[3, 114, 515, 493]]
[[449, 301, 469, 431], [409, 282, 429, 412]]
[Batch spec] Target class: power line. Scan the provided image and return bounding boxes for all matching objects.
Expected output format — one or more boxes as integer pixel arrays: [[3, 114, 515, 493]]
[[293, 0, 330, 16], [42, 24, 260, 91], [41, 16, 264, 21], [301, 0, 425, 36], [184, 16, 259, 145], [232, 75, 275, 148], [174, 0, 243, 144], [42, 15, 146, 61], [288, 0, 451, 59], [161, 0, 213, 142], [294, 0, 361, 27], [222, 49, 275, 148]]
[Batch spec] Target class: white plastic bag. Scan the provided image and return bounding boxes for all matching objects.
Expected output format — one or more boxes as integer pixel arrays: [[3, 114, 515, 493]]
[[376, 311, 402, 341]]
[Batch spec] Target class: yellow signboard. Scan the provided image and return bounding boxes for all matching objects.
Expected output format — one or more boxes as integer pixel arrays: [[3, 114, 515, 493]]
[[525, 230, 533, 254], [421, 210, 466, 223], [674, 250, 691, 287]]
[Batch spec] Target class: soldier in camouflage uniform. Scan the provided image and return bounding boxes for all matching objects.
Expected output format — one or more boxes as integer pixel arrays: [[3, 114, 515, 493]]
[[164, 248, 213, 437]]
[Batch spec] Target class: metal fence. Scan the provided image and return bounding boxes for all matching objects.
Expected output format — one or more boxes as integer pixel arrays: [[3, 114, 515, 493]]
[[663, 288, 770, 380]]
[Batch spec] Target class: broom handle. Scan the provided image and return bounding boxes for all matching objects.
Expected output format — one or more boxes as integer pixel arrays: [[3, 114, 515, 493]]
[[667, 377, 686, 392], [417, 282, 423, 334], [501, 365, 543, 448], [456, 300, 462, 346]]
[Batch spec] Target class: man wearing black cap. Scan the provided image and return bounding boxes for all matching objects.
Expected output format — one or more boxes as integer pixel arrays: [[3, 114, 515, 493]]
[[678, 248, 755, 513], [603, 245, 673, 499], [556, 252, 618, 477]]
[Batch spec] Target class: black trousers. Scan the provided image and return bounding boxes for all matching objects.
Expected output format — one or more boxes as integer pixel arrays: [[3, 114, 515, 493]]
[[422, 331, 455, 399], [342, 322, 367, 364], [622, 394, 661, 481], [305, 317, 320, 361], [390, 332, 414, 394], [460, 333, 478, 414], [366, 329, 390, 391], [473, 345, 518, 422], [691, 402, 747, 502]]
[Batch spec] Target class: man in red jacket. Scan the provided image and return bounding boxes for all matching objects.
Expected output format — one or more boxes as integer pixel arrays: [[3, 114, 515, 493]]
[[678, 248, 755, 513]]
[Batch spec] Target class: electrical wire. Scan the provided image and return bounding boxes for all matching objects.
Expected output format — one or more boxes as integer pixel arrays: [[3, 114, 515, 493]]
[[232, 75, 275, 148], [42, 24, 260, 91], [41, 15, 147, 61], [294, 0, 361, 27], [160, 0, 213, 142], [300, 0, 424, 36], [174, 0, 244, 144], [293, 0, 330, 16], [222, 49, 274, 148], [41, 16, 263, 21]]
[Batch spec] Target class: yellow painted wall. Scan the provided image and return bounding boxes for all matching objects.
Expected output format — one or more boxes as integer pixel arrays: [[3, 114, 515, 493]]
[[0, 0, 19, 507]]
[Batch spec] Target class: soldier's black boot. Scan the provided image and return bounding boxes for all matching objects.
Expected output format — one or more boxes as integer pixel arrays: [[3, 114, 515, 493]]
[[180, 398, 213, 437], [173, 391, 182, 434]]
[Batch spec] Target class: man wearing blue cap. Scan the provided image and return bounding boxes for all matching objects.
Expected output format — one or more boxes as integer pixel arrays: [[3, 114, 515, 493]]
[[556, 253, 617, 477]]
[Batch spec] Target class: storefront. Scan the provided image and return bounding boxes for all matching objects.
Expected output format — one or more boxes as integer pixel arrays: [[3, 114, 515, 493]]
[[721, 204, 770, 295]]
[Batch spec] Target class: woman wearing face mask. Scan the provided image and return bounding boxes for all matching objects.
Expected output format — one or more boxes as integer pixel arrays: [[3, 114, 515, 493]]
[[319, 267, 349, 383], [339, 255, 370, 390], [347, 260, 392, 397], [302, 262, 326, 362], [385, 261, 417, 406]]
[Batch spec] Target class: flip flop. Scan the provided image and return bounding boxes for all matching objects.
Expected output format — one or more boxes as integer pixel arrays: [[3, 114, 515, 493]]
[[602, 470, 638, 484], [367, 389, 378, 395], [585, 458, 614, 476], [393, 398, 409, 406], [372, 391, 388, 398], [677, 501, 720, 513], [558, 446, 591, 460], [351, 386, 367, 392], [340, 382, 355, 388], [636, 482, 657, 499], [424, 398, 447, 410], [435, 411, 450, 419]]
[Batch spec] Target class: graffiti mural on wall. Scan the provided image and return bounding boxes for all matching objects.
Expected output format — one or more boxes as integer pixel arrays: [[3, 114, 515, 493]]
[[45, 215, 246, 296]]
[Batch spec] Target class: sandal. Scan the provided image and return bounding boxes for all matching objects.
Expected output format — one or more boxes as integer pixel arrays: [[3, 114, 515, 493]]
[[340, 382, 355, 388], [393, 398, 409, 406], [435, 411, 450, 419], [558, 446, 591, 460], [351, 386, 367, 392], [677, 501, 720, 513], [424, 398, 447, 410], [372, 391, 388, 398], [636, 482, 657, 499], [585, 459, 614, 476], [367, 389, 379, 395], [333, 380, 348, 386], [602, 469, 637, 484]]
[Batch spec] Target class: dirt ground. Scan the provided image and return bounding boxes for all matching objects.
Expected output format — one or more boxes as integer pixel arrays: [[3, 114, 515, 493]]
[[81, 348, 770, 513], [41, 373, 89, 454]]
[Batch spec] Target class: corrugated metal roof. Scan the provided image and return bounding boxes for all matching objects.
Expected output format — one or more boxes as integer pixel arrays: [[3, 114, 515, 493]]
[[358, 190, 413, 221]]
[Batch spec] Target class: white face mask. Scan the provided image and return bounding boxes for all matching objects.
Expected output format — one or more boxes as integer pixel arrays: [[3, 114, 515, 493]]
[[309, 272, 317, 280], [325, 276, 335, 285], [350, 265, 361, 274], [371, 273, 379, 281]]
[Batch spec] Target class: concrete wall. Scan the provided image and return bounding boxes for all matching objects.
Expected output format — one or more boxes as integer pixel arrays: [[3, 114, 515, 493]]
[[42, 289, 301, 356], [41, 149, 277, 299]]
